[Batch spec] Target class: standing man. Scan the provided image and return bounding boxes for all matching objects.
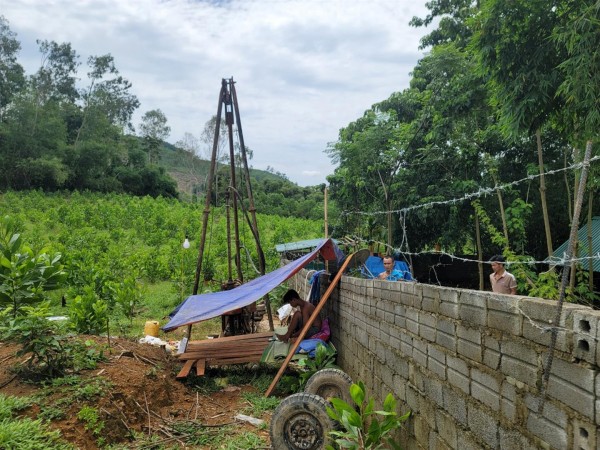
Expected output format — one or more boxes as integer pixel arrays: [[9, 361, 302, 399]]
[[275, 289, 322, 343], [489, 255, 517, 295], [378, 255, 408, 281]]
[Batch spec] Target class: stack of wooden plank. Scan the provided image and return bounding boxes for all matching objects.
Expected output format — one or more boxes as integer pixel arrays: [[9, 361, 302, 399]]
[[176, 332, 273, 378]]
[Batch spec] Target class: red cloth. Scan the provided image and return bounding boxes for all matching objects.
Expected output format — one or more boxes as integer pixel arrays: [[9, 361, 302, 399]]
[[308, 318, 330, 342]]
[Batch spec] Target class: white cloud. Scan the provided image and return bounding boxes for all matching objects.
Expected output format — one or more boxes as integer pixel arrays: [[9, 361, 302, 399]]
[[3, 0, 431, 186]]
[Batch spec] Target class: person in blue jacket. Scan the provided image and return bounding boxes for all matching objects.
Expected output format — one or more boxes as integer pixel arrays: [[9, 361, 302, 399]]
[[378, 255, 408, 281]]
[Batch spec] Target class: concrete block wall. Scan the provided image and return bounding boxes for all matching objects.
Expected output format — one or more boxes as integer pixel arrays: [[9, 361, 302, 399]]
[[288, 271, 600, 450]]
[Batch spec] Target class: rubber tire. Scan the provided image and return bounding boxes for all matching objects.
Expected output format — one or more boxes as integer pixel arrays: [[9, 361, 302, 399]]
[[269, 392, 335, 450], [304, 368, 354, 406]]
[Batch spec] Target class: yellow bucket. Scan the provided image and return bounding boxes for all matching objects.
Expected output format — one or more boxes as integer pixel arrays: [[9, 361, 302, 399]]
[[144, 320, 160, 337]]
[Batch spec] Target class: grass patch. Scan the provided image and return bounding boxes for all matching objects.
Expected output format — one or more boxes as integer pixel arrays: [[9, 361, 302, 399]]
[[0, 417, 74, 450], [0, 394, 32, 420], [240, 391, 280, 416]]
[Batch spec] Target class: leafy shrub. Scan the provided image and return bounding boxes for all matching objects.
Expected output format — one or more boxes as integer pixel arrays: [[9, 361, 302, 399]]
[[0, 303, 105, 379], [326, 381, 411, 450], [68, 287, 108, 335], [0, 394, 32, 420], [0, 215, 67, 317], [0, 417, 73, 450]]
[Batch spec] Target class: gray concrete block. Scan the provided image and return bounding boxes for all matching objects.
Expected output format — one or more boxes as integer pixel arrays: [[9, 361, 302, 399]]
[[527, 412, 567, 449], [429, 431, 453, 450], [419, 394, 436, 429], [420, 312, 437, 342], [500, 380, 517, 422], [421, 295, 439, 314], [442, 385, 467, 426], [467, 403, 499, 448], [392, 374, 407, 402], [460, 304, 487, 327], [447, 357, 470, 394], [421, 375, 442, 407], [394, 304, 406, 328], [435, 409, 458, 449], [413, 338, 428, 368], [573, 310, 599, 365], [573, 417, 597, 450], [524, 394, 567, 429], [428, 344, 447, 380], [400, 332, 413, 357], [436, 318, 457, 351], [457, 339, 482, 364], [457, 431, 485, 450], [501, 338, 539, 363], [405, 384, 421, 412], [406, 308, 420, 335], [471, 368, 501, 411], [547, 370, 595, 420], [414, 415, 431, 446], [487, 296, 523, 335], [439, 301, 459, 319], [483, 334, 501, 370]]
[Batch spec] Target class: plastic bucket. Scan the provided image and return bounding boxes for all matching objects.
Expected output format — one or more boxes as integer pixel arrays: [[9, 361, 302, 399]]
[[144, 320, 160, 337]]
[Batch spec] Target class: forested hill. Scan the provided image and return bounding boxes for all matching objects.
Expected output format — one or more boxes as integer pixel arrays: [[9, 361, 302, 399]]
[[159, 143, 330, 221], [0, 15, 328, 221]]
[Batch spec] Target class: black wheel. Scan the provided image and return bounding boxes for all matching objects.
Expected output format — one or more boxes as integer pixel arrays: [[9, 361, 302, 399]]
[[304, 368, 354, 405], [269, 392, 335, 450]]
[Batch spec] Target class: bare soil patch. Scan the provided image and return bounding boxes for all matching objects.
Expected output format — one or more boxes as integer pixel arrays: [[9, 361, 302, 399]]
[[0, 334, 275, 449]]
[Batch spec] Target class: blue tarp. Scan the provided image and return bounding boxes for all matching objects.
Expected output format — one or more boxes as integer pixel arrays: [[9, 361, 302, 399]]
[[163, 238, 343, 331], [361, 255, 413, 281]]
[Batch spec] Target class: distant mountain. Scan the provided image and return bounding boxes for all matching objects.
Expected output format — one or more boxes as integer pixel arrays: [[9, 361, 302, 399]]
[[159, 142, 287, 197]]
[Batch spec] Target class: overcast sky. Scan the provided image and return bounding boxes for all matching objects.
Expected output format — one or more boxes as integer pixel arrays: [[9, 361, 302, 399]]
[[2, 0, 431, 186]]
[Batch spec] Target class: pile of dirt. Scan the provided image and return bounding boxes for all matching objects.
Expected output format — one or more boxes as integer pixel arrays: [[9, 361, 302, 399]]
[[0, 335, 272, 449]]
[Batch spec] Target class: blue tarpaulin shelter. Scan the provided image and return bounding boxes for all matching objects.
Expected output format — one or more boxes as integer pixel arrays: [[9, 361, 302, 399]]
[[163, 238, 343, 331]]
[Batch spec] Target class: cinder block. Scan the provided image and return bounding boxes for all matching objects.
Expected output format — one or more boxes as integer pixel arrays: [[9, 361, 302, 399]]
[[442, 385, 467, 426], [419, 394, 437, 429], [400, 332, 413, 357], [405, 384, 421, 412], [457, 431, 485, 450], [420, 312, 437, 342], [527, 412, 567, 449], [471, 368, 501, 411], [573, 418, 597, 450], [447, 355, 470, 394], [547, 358, 595, 420], [435, 409, 458, 449], [413, 338, 428, 368], [423, 375, 444, 407], [459, 304, 487, 327], [457, 325, 482, 363], [524, 394, 567, 429], [487, 296, 523, 335], [414, 414, 431, 446], [500, 380, 517, 422], [394, 304, 406, 328], [483, 334, 501, 370], [467, 403, 499, 448], [428, 344, 447, 380], [436, 318, 457, 351], [572, 310, 600, 365], [406, 308, 420, 335]]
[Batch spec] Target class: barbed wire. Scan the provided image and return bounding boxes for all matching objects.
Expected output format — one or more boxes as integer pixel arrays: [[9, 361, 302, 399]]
[[338, 155, 600, 217], [338, 235, 600, 267]]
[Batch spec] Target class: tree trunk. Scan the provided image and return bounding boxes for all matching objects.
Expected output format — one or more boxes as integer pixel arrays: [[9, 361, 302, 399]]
[[569, 146, 580, 289], [475, 212, 484, 290], [563, 152, 573, 220], [491, 171, 509, 244], [536, 128, 553, 258]]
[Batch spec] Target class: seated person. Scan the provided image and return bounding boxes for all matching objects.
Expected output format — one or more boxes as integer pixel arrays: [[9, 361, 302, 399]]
[[378, 255, 409, 281], [275, 289, 322, 343]]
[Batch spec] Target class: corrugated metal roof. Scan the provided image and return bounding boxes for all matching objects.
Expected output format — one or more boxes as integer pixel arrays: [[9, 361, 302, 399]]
[[549, 216, 600, 272], [276, 238, 339, 253]]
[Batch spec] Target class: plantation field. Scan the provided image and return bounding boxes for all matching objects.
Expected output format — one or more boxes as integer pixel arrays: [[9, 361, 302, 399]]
[[0, 190, 323, 337]]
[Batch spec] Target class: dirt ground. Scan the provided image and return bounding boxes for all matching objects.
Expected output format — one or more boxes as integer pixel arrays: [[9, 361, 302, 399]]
[[0, 323, 278, 449]]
